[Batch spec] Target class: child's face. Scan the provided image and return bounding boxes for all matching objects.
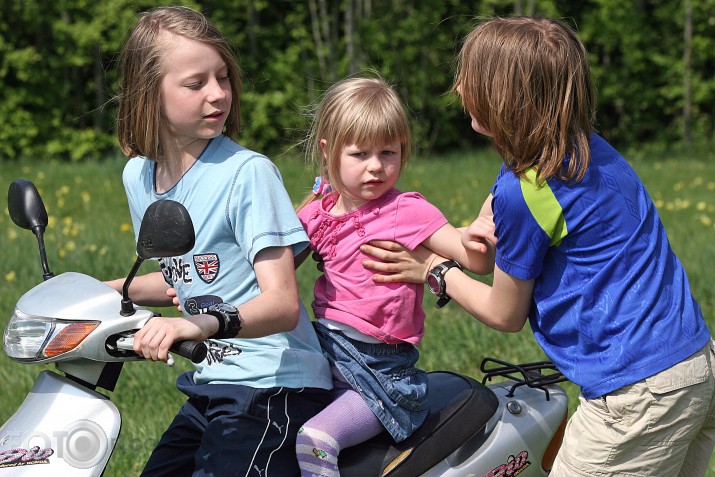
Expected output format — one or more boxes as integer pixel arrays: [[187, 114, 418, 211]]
[[329, 141, 402, 208], [159, 34, 232, 150]]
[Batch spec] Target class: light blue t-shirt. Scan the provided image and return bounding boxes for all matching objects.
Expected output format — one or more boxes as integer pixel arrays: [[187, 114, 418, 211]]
[[123, 135, 331, 390], [492, 133, 709, 398]]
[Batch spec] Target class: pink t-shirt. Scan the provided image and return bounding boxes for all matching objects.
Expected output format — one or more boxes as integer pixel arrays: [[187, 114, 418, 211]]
[[298, 188, 448, 345]]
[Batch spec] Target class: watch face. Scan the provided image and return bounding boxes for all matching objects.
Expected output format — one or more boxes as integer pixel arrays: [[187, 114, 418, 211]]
[[215, 303, 237, 314], [427, 273, 441, 295]]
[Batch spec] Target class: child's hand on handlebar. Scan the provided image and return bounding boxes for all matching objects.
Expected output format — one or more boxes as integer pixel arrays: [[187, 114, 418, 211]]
[[133, 315, 215, 362]]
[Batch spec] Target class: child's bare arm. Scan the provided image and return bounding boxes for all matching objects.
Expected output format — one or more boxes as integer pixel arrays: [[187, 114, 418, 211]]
[[360, 240, 532, 332], [105, 271, 172, 307], [418, 194, 496, 275]]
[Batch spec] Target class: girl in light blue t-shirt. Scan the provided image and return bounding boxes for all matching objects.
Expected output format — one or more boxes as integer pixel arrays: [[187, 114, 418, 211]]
[[106, 6, 331, 476]]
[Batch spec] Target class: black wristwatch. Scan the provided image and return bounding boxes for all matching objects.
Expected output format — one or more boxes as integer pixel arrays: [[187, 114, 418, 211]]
[[427, 260, 463, 309], [206, 303, 243, 339]]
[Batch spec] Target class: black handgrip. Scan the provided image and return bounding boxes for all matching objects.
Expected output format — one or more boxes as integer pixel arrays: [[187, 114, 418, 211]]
[[170, 340, 207, 363]]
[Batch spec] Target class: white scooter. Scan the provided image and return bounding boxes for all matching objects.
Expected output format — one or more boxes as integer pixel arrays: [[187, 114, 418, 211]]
[[1, 179, 205, 475], [1, 179, 569, 476]]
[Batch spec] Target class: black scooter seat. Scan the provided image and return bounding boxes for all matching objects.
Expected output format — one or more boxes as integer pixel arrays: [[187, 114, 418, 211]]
[[339, 371, 499, 476]]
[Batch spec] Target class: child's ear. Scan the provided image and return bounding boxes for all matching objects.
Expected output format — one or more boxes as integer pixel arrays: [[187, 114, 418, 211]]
[[319, 139, 331, 164]]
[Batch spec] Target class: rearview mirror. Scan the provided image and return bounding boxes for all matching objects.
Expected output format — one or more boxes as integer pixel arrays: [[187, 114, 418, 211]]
[[121, 200, 195, 316], [136, 200, 195, 259], [7, 179, 48, 234], [7, 179, 53, 280]]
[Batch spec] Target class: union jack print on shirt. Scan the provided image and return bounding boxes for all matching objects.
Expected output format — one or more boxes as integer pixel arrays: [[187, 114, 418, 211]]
[[193, 253, 220, 284]]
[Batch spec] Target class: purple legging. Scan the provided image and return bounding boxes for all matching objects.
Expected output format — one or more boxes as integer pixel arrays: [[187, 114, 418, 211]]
[[296, 378, 383, 476]]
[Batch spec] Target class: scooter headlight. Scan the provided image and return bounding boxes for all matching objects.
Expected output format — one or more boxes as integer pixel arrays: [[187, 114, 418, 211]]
[[4, 308, 99, 361]]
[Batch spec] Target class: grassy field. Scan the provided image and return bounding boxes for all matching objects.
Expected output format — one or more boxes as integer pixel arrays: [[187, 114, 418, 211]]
[[1, 147, 713, 475]]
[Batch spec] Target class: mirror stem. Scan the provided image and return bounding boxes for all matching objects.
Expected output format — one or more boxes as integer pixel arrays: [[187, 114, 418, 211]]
[[120, 257, 144, 316], [32, 226, 54, 281]]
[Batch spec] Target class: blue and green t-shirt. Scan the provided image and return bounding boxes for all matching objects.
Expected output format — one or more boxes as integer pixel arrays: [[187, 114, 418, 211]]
[[492, 133, 709, 398]]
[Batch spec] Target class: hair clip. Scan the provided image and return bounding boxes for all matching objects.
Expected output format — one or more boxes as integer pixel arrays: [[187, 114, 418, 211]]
[[312, 176, 332, 196]]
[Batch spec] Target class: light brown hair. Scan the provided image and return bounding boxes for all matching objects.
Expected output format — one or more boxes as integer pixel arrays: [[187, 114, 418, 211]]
[[298, 76, 412, 209], [116, 6, 242, 160], [454, 16, 596, 181]]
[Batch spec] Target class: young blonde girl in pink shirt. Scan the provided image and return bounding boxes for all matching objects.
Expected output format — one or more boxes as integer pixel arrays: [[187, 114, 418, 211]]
[[294, 76, 494, 476]]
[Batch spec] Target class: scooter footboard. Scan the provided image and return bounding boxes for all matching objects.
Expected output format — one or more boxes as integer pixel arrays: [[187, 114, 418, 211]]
[[0, 370, 120, 475], [339, 371, 499, 476]]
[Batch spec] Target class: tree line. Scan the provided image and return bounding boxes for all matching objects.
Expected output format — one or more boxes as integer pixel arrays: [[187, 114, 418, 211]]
[[1, 0, 713, 162]]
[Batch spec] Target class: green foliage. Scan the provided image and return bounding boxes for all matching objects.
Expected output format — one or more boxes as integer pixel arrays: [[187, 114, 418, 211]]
[[0, 1, 714, 161], [0, 0, 165, 161]]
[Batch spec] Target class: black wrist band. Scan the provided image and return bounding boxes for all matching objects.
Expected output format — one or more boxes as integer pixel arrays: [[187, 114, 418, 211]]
[[223, 311, 242, 338], [206, 304, 243, 339]]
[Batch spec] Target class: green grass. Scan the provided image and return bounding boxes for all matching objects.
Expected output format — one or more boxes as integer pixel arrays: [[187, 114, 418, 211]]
[[1, 148, 713, 476]]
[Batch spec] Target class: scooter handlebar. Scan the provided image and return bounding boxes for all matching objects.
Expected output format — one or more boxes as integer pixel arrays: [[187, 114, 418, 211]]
[[170, 340, 207, 363]]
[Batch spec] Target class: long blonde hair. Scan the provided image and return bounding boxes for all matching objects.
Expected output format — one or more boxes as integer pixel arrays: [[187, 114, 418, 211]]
[[116, 6, 242, 160], [298, 76, 412, 210], [453, 16, 596, 181]]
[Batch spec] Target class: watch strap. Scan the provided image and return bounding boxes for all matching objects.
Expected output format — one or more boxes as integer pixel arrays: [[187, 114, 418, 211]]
[[206, 306, 243, 339], [206, 309, 227, 337], [430, 260, 463, 309], [435, 294, 451, 309]]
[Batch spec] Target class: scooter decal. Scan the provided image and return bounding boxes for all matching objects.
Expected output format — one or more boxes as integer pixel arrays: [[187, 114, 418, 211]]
[[0, 446, 54, 468], [193, 253, 220, 284], [484, 450, 531, 477]]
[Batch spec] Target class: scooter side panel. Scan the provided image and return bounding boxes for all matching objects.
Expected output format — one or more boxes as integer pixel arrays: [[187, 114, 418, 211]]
[[0, 370, 121, 475], [422, 383, 568, 477]]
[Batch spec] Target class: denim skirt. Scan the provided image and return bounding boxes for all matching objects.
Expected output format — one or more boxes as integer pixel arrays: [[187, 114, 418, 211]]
[[313, 321, 429, 442]]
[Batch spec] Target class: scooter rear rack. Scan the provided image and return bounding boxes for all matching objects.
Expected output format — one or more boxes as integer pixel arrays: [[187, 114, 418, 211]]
[[480, 357, 568, 401]]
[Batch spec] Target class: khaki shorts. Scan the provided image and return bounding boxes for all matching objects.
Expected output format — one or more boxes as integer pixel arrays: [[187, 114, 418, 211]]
[[550, 339, 715, 477]]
